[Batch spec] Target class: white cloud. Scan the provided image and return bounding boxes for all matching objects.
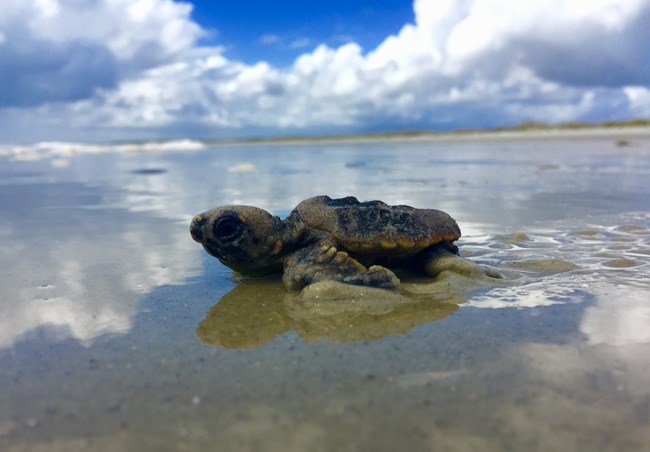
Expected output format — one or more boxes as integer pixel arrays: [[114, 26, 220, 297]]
[[0, 0, 649, 142], [25, 0, 201, 62], [625, 86, 650, 116], [290, 38, 311, 49], [34, 0, 59, 17], [259, 34, 281, 45], [0, 0, 201, 109]]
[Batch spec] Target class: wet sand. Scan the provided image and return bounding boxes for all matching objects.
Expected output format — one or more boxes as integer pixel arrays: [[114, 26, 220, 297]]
[[1, 133, 649, 451]]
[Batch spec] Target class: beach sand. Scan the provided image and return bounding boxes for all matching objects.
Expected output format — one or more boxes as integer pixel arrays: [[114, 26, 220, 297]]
[[1, 131, 649, 451]]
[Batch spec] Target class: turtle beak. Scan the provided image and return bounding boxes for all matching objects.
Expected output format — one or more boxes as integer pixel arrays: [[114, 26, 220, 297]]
[[190, 215, 206, 243]]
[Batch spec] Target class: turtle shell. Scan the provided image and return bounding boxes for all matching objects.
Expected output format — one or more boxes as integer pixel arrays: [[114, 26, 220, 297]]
[[294, 196, 461, 259]]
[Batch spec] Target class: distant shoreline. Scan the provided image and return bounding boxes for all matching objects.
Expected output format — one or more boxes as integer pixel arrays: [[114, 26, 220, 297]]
[[215, 124, 650, 146], [2, 120, 650, 160], [206, 119, 650, 146]]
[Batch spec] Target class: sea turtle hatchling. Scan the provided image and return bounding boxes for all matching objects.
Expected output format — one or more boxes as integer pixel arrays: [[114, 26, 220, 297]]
[[190, 195, 497, 291]]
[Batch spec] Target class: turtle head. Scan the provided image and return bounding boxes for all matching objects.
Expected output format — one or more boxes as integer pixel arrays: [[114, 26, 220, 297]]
[[190, 205, 285, 275]]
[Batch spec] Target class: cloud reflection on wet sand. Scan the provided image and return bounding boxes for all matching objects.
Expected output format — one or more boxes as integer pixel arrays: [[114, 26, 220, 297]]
[[0, 181, 200, 349], [1, 137, 649, 451]]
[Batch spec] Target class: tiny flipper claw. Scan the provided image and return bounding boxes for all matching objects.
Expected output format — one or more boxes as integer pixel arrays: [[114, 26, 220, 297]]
[[343, 265, 400, 289], [283, 245, 400, 291]]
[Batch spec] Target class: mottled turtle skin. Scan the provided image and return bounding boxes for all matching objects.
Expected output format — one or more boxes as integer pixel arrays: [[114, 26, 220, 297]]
[[190, 195, 466, 291]]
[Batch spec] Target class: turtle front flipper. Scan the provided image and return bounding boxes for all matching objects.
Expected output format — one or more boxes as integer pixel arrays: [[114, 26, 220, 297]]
[[283, 245, 400, 291]]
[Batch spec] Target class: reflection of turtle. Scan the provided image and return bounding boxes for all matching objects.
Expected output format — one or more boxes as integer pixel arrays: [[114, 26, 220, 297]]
[[191, 195, 496, 291], [196, 278, 460, 349]]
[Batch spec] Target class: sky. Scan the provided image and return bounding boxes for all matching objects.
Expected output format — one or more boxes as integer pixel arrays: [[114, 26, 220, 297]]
[[1, 0, 649, 143]]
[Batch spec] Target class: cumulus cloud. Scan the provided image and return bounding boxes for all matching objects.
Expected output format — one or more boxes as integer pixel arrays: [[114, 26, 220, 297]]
[[0, 0, 649, 141], [0, 0, 201, 107], [625, 86, 650, 116]]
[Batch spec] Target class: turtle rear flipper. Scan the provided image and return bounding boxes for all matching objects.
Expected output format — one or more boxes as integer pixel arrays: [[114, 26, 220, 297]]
[[283, 245, 400, 291], [418, 245, 503, 279]]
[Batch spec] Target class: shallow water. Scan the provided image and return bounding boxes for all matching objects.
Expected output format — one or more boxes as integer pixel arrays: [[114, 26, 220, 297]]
[[1, 136, 649, 451]]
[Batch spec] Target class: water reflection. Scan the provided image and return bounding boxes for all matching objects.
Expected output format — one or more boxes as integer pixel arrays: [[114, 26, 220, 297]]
[[187, 216, 509, 351], [1, 137, 650, 451], [2, 139, 649, 352], [469, 221, 650, 352], [0, 181, 200, 349], [581, 283, 650, 346], [196, 276, 471, 348]]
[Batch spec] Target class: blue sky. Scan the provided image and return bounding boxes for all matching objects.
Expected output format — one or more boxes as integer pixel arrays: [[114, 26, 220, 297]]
[[190, 1, 414, 66], [1, 0, 649, 143]]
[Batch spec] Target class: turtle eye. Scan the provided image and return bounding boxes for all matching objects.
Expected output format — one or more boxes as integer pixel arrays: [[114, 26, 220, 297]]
[[213, 215, 243, 242]]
